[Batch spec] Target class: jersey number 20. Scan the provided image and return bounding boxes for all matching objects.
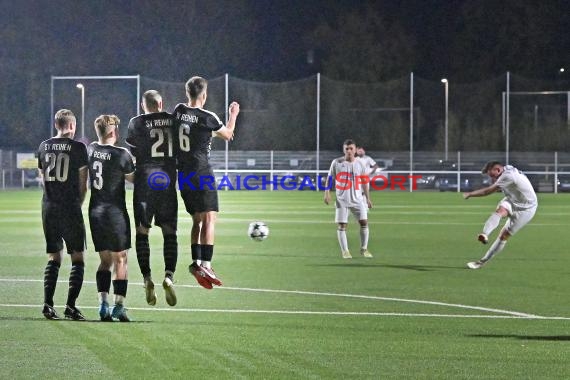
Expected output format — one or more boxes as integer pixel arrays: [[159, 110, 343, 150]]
[[44, 153, 70, 182]]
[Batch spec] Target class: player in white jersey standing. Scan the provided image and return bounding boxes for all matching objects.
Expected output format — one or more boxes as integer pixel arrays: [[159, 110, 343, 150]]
[[463, 161, 538, 269], [324, 139, 373, 259], [356, 145, 379, 175]]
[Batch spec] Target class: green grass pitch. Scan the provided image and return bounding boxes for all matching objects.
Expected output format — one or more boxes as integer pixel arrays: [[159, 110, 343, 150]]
[[0, 189, 568, 379]]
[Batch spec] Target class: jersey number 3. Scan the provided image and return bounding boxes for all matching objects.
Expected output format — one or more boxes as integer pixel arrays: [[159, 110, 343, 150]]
[[92, 161, 103, 190]]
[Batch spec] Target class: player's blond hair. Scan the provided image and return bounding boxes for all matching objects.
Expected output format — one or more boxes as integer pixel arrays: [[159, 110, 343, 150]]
[[54, 109, 76, 130], [94, 114, 120, 139]]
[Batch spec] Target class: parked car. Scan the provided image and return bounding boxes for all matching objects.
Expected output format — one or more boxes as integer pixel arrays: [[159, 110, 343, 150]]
[[415, 174, 436, 189], [438, 176, 473, 192], [557, 178, 570, 192], [23, 169, 41, 188]]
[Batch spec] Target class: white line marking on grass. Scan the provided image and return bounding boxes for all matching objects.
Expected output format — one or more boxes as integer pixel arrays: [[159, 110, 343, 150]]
[[0, 303, 569, 320], [218, 219, 568, 227], [1, 278, 566, 320]]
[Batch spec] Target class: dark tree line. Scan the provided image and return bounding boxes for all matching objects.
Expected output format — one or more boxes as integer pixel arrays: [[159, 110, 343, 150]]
[[0, 0, 567, 150]]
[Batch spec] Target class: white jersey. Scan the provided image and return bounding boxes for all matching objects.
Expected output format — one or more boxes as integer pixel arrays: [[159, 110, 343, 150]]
[[495, 165, 538, 210], [328, 157, 367, 207], [358, 155, 377, 174]]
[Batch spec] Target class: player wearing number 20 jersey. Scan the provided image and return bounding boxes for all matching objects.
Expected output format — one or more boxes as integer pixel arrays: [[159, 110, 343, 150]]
[[38, 109, 88, 321], [38, 132, 88, 253]]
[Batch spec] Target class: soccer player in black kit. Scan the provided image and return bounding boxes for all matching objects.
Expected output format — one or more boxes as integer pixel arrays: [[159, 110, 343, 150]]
[[174, 76, 240, 289], [126, 90, 178, 306], [88, 115, 135, 321], [37, 109, 88, 320]]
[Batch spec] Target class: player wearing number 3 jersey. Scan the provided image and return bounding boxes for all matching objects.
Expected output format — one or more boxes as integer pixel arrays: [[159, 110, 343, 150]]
[[88, 115, 135, 321], [37, 109, 89, 321], [126, 90, 179, 307]]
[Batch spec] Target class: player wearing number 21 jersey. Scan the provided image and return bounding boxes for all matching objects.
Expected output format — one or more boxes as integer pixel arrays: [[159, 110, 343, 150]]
[[126, 90, 178, 307], [37, 109, 88, 321]]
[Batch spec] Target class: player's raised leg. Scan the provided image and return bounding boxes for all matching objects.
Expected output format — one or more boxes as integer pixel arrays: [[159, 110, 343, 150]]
[[159, 223, 178, 306], [479, 202, 510, 244], [188, 214, 213, 289], [198, 211, 222, 287], [135, 226, 156, 306]]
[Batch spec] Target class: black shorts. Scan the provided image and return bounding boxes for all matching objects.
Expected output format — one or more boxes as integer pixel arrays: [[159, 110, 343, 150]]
[[180, 188, 219, 215], [133, 175, 178, 230], [42, 201, 86, 254], [89, 203, 131, 252]]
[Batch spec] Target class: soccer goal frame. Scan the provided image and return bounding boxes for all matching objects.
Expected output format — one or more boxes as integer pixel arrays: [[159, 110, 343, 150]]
[[50, 75, 140, 137]]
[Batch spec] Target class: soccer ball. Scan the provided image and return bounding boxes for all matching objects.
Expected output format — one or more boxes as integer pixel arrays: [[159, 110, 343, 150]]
[[248, 221, 269, 241]]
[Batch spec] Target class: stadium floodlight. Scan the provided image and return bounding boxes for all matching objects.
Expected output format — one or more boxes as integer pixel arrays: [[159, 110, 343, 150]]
[[76, 83, 85, 139], [50, 75, 140, 139], [441, 78, 449, 161]]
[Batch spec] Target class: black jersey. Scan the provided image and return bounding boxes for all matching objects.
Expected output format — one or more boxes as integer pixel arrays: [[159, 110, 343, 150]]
[[126, 111, 177, 171], [173, 103, 224, 173], [38, 137, 88, 204], [87, 143, 135, 208]]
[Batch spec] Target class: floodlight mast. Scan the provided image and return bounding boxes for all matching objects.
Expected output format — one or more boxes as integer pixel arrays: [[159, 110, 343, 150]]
[[76, 83, 85, 139], [50, 75, 140, 139], [441, 78, 449, 161]]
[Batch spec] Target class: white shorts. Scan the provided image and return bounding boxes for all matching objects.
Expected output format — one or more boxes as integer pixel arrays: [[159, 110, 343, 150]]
[[504, 205, 537, 235], [497, 197, 513, 215], [335, 200, 368, 223]]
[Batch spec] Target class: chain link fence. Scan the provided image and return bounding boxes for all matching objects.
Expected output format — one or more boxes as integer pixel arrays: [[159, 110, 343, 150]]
[[2, 72, 568, 191]]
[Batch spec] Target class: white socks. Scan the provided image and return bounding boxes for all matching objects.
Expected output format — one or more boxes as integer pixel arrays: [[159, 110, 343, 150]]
[[337, 229, 349, 252], [482, 239, 507, 262], [360, 225, 369, 250], [483, 213, 502, 236]]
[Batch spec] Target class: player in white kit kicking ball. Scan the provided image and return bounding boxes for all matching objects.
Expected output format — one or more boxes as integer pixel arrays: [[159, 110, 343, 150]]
[[463, 161, 538, 269]]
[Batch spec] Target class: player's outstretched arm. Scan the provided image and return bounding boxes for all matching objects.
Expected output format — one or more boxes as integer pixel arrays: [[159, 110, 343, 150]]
[[463, 183, 499, 199], [216, 102, 240, 141]]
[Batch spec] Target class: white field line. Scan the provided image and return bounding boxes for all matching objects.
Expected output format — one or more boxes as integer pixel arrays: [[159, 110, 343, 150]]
[[2, 303, 567, 319], [1, 278, 567, 320]]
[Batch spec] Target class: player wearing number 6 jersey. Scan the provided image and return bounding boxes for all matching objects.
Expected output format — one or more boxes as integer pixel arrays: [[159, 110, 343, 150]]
[[88, 115, 135, 321], [173, 76, 240, 289], [37, 109, 88, 321], [126, 90, 178, 307]]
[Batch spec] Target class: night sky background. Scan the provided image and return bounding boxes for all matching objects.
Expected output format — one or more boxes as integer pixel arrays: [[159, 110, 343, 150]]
[[0, 0, 568, 149]]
